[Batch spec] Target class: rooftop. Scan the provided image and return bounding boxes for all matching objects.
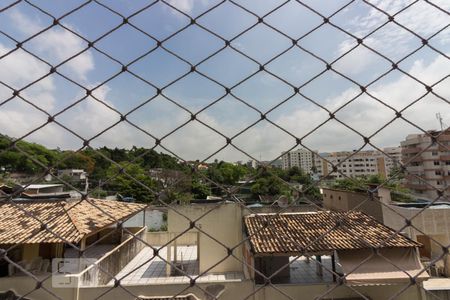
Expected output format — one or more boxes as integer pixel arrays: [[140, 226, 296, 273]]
[[112, 245, 243, 286], [23, 184, 64, 189], [0, 199, 146, 244], [244, 211, 419, 256]]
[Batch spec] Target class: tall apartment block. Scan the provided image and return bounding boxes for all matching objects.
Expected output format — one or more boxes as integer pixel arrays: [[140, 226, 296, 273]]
[[283, 147, 402, 179], [314, 150, 388, 179], [401, 128, 450, 199], [281, 148, 316, 173]]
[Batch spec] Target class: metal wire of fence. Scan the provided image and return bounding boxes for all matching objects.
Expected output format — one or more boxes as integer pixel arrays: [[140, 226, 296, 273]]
[[0, 0, 449, 299]]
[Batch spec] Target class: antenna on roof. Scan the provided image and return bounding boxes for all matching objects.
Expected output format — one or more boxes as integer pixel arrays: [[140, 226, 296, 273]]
[[436, 113, 447, 131]]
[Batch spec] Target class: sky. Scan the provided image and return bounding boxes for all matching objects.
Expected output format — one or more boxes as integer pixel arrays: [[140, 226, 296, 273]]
[[0, 0, 449, 163]]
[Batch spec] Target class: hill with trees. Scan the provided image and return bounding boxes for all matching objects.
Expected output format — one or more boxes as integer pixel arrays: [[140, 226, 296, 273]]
[[0, 135, 321, 204]]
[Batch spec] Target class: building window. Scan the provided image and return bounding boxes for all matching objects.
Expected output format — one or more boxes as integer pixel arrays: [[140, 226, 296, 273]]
[[434, 161, 440, 166], [432, 151, 438, 156], [435, 170, 442, 175]]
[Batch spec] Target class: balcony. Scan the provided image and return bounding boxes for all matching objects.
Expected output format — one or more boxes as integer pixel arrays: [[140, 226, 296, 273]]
[[438, 135, 450, 142], [402, 147, 422, 154], [405, 166, 424, 172], [441, 155, 450, 161]]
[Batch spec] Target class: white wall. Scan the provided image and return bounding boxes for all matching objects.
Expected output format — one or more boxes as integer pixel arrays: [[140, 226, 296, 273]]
[[168, 203, 244, 274]]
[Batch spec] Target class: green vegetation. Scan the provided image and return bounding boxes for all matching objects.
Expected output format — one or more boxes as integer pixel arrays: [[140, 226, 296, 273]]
[[329, 174, 414, 202], [0, 135, 322, 203], [250, 166, 320, 201]]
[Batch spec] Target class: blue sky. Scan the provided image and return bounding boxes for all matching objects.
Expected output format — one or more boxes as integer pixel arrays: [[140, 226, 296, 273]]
[[0, 0, 449, 162]]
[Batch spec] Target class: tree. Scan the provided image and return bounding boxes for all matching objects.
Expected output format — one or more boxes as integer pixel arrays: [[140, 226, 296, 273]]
[[191, 178, 210, 199], [59, 151, 95, 173], [206, 161, 249, 186], [106, 163, 157, 203], [0, 135, 59, 174]]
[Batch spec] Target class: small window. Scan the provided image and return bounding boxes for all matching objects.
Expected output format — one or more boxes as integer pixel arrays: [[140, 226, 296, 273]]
[[435, 170, 442, 175], [434, 161, 440, 166], [432, 151, 438, 156]]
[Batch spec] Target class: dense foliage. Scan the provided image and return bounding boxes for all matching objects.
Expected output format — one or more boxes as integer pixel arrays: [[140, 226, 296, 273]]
[[329, 174, 414, 202], [0, 135, 322, 203]]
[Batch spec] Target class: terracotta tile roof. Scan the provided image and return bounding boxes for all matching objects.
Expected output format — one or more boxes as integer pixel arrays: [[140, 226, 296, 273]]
[[244, 211, 419, 255], [0, 199, 146, 244]]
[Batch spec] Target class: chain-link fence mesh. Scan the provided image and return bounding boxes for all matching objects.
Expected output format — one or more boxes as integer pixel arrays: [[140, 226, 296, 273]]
[[0, 0, 449, 299]]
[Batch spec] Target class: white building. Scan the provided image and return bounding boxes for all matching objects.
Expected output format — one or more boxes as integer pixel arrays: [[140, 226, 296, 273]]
[[281, 148, 317, 173], [57, 169, 87, 181], [314, 150, 387, 179]]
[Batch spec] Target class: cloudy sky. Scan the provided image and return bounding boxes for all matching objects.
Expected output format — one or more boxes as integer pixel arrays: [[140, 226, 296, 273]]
[[0, 0, 449, 163]]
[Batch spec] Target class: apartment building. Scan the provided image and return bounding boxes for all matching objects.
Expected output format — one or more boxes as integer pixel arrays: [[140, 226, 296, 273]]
[[401, 128, 450, 199], [282, 148, 401, 180], [281, 148, 316, 173], [383, 146, 402, 174], [314, 150, 388, 179]]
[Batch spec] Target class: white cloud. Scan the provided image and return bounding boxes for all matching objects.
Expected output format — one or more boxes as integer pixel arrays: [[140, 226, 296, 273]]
[[0, 4, 449, 164], [9, 10, 94, 81], [165, 0, 209, 14], [335, 0, 450, 74]]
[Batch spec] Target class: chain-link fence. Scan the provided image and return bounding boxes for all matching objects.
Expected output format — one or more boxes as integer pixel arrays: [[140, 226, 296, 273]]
[[0, 0, 449, 299]]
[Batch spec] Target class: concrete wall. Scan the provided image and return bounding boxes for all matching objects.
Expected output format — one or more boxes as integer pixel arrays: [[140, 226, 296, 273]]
[[79, 280, 255, 300], [253, 283, 425, 300], [0, 276, 425, 300], [0, 268, 426, 300], [322, 188, 384, 222], [80, 227, 147, 286], [382, 204, 450, 259], [0, 275, 75, 300], [168, 203, 244, 274], [146, 231, 197, 246]]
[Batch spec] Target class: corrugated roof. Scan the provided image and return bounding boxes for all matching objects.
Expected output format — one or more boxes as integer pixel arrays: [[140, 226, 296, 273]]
[[244, 211, 419, 255], [0, 199, 146, 244]]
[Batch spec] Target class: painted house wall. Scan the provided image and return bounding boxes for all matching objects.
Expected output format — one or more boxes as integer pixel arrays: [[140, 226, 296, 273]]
[[322, 188, 384, 222], [168, 203, 244, 274]]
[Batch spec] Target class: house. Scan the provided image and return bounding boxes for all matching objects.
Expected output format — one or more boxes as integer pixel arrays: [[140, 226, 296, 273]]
[[57, 169, 87, 181], [322, 186, 450, 297], [0, 198, 146, 281], [0, 184, 71, 200], [382, 200, 450, 277], [244, 211, 426, 287], [0, 201, 432, 300]]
